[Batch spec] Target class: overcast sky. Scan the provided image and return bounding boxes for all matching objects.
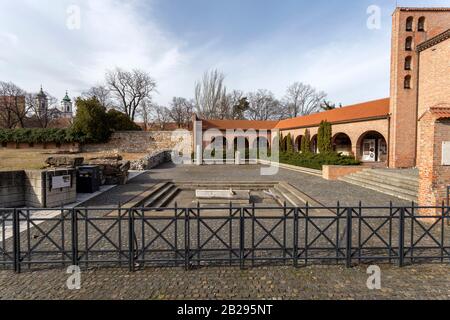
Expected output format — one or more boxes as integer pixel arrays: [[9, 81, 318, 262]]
[[1, 0, 449, 107]]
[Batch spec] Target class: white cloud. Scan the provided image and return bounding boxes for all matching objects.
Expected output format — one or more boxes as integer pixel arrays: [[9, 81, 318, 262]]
[[0, 0, 186, 102], [0, 0, 393, 108]]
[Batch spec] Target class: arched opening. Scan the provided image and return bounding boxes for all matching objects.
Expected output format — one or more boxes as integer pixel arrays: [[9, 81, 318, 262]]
[[332, 133, 352, 156], [404, 75, 412, 89], [310, 135, 318, 154], [295, 136, 303, 152], [406, 17, 414, 31], [234, 137, 250, 160], [405, 36, 413, 51], [253, 136, 270, 157], [418, 17, 425, 32], [357, 131, 387, 163], [209, 136, 228, 159], [404, 56, 412, 70]]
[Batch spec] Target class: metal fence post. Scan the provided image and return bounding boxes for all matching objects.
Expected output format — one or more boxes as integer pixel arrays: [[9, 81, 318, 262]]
[[346, 207, 352, 268], [12, 208, 20, 273], [185, 208, 190, 271], [128, 209, 135, 272], [71, 209, 78, 266], [293, 207, 299, 268], [398, 207, 405, 267], [240, 208, 245, 270]]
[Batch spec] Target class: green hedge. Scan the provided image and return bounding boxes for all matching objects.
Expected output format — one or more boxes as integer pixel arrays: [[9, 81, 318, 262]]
[[0, 128, 85, 144], [279, 151, 360, 170]]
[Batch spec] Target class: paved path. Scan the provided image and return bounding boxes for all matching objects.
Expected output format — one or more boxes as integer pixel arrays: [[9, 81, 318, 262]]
[[0, 164, 435, 300], [1, 264, 449, 300]]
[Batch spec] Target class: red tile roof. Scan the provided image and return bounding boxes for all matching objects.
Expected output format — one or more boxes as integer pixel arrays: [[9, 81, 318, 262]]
[[275, 98, 390, 130], [427, 104, 450, 119], [198, 98, 390, 131], [202, 119, 279, 130]]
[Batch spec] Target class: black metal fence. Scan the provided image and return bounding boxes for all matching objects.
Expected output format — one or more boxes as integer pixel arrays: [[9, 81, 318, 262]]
[[1, 204, 450, 273]]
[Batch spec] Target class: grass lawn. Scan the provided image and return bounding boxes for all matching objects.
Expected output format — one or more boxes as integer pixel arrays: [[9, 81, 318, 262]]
[[0, 149, 147, 171]]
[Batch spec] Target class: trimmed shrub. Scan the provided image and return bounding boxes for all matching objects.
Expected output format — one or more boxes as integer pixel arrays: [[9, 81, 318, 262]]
[[286, 133, 294, 153], [0, 128, 78, 144], [301, 129, 311, 154], [318, 120, 332, 153], [279, 151, 360, 170]]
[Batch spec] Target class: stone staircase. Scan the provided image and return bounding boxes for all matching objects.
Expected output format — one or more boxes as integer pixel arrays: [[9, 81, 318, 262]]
[[339, 168, 419, 202]]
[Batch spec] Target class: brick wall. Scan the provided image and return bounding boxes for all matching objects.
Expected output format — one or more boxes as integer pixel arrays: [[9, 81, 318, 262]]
[[418, 107, 450, 213], [418, 39, 450, 118], [389, 9, 450, 168]]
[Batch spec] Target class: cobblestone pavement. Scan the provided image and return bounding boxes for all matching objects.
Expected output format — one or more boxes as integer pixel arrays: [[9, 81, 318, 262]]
[[146, 164, 411, 207], [1, 164, 445, 300], [1, 264, 450, 300]]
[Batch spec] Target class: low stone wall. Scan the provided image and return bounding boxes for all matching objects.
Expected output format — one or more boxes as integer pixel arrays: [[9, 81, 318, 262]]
[[322, 165, 364, 181], [0, 169, 76, 208], [130, 151, 172, 170], [82, 131, 192, 154], [0, 171, 25, 208]]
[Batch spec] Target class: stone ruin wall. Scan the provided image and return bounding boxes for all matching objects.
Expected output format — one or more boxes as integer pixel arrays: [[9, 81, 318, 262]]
[[82, 131, 192, 154]]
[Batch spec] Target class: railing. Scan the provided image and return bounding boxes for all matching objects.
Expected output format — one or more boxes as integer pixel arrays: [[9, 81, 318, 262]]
[[0, 204, 449, 273]]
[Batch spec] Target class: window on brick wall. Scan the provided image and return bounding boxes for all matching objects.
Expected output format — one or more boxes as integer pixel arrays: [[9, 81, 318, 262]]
[[404, 75, 412, 89], [406, 17, 414, 31], [418, 17, 425, 32], [405, 37, 413, 51], [405, 56, 412, 70]]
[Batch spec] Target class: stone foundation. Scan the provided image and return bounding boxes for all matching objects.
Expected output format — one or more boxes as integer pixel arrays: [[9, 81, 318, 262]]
[[82, 131, 192, 154], [0, 169, 76, 208]]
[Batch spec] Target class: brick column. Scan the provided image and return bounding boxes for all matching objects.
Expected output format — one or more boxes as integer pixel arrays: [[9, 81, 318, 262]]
[[418, 106, 450, 214]]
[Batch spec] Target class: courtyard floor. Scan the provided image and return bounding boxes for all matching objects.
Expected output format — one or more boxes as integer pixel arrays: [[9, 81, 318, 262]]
[[1, 163, 447, 300]]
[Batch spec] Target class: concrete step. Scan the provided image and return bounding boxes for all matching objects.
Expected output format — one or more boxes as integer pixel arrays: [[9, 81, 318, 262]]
[[144, 184, 176, 208], [339, 176, 418, 202], [274, 184, 303, 207], [341, 174, 418, 197], [156, 187, 181, 208], [362, 169, 419, 186], [352, 171, 418, 191]]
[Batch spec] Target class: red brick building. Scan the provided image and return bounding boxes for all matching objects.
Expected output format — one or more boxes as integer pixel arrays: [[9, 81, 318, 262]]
[[193, 7, 450, 169]]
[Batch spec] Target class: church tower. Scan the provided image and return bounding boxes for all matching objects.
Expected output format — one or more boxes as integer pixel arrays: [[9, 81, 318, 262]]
[[36, 86, 48, 117], [60, 91, 73, 118]]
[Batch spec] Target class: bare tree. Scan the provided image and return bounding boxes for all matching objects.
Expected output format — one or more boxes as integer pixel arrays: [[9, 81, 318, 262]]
[[82, 85, 113, 109], [283, 82, 327, 118], [194, 69, 228, 119], [26, 92, 59, 128], [151, 105, 172, 130], [0, 81, 28, 128], [168, 97, 194, 128], [246, 89, 283, 121], [106, 67, 157, 121], [137, 98, 155, 131]]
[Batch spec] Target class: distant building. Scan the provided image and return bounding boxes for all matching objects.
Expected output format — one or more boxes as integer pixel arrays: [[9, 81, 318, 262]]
[[59, 91, 73, 119]]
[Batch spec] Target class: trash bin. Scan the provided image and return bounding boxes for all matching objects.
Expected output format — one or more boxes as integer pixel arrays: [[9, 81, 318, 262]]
[[76, 166, 101, 193]]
